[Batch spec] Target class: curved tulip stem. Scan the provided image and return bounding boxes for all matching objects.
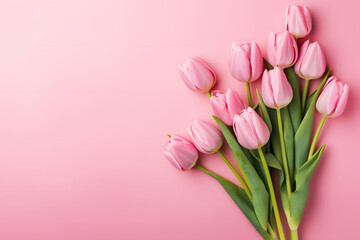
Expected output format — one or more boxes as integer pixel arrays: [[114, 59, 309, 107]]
[[258, 148, 286, 240], [291, 229, 299, 240], [308, 115, 327, 159], [246, 82, 253, 107], [217, 151, 252, 202], [229, 152, 251, 192], [277, 108, 292, 198], [195, 164, 215, 175], [301, 79, 309, 112]]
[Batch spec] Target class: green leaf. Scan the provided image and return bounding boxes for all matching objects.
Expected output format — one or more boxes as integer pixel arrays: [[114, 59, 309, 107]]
[[200, 168, 275, 240], [304, 90, 316, 114], [253, 103, 260, 113], [268, 109, 282, 163], [263, 58, 274, 70], [268, 108, 290, 217], [284, 66, 301, 131], [278, 169, 290, 218], [213, 116, 269, 230], [294, 70, 330, 171], [249, 150, 282, 171], [281, 107, 294, 189], [256, 89, 272, 133], [289, 145, 325, 230]]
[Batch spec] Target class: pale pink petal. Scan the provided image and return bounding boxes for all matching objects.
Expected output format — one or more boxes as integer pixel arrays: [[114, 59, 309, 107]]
[[230, 44, 251, 82], [331, 84, 349, 118], [250, 41, 264, 81]]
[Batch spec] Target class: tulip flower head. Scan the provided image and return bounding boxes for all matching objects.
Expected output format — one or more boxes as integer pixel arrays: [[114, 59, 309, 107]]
[[210, 89, 247, 126], [316, 76, 349, 118], [229, 41, 264, 82], [233, 107, 270, 149], [286, 5, 312, 38], [262, 67, 293, 109], [178, 57, 216, 92], [295, 40, 326, 80], [187, 120, 223, 154], [163, 135, 199, 171], [267, 31, 298, 69]]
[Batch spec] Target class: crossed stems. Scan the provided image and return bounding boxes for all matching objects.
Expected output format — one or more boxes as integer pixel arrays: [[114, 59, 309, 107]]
[[206, 89, 282, 239], [197, 150, 280, 239], [276, 107, 297, 240]]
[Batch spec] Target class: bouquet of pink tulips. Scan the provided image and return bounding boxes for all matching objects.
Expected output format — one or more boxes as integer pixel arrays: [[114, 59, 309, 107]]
[[163, 5, 349, 240]]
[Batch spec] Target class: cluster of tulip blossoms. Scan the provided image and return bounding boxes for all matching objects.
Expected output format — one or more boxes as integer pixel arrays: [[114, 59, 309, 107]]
[[163, 5, 348, 240]]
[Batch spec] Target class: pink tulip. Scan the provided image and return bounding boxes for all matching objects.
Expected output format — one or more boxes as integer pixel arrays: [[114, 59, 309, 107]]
[[229, 41, 264, 82], [233, 107, 270, 149], [316, 77, 349, 118], [295, 40, 326, 80], [163, 135, 199, 171], [286, 5, 312, 38], [262, 67, 293, 109], [178, 57, 216, 92], [210, 89, 247, 126], [187, 120, 223, 154], [267, 31, 298, 68]]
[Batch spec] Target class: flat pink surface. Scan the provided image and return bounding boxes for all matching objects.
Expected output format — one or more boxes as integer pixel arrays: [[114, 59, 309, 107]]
[[0, 0, 359, 239]]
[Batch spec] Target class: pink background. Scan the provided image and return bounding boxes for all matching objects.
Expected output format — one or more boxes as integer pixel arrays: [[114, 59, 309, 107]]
[[0, 0, 359, 239]]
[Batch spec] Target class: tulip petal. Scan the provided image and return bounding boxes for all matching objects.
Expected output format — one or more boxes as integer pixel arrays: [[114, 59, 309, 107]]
[[163, 150, 183, 170], [272, 68, 293, 108], [233, 114, 259, 149], [316, 77, 339, 116], [188, 57, 215, 92], [188, 120, 223, 154], [250, 42, 264, 81], [178, 64, 198, 92], [288, 6, 308, 37], [261, 70, 276, 108], [227, 89, 247, 118], [298, 42, 326, 80], [249, 108, 270, 147], [331, 83, 349, 118], [267, 32, 277, 67], [230, 44, 251, 82], [295, 40, 310, 78]]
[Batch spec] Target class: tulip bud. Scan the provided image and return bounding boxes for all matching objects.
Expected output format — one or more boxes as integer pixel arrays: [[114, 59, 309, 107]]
[[229, 41, 264, 82], [178, 57, 216, 92], [233, 107, 270, 149], [286, 5, 312, 38], [187, 120, 223, 154], [267, 31, 298, 68], [262, 67, 293, 109], [210, 89, 247, 126], [316, 76, 349, 118], [163, 135, 199, 171], [295, 40, 326, 80]]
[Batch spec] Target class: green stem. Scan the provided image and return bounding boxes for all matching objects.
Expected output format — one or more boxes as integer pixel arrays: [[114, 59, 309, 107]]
[[276, 108, 292, 198], [231, 152, 251, 192], [267, 223, 278, 240], [258, 148, 286, 240], [308, 115, 327, 159], [301, 79, 309, 112], [217, 151, 252, 202], [246, 82, 253, 107], [195, 164, 213, 175], [206, 90, 252, 193], [290, 229, 299, 240]]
